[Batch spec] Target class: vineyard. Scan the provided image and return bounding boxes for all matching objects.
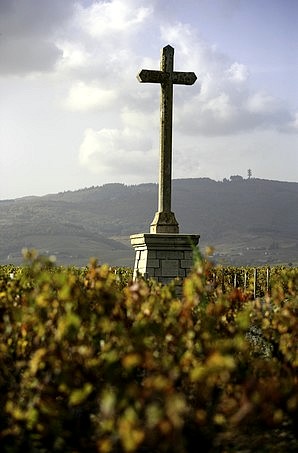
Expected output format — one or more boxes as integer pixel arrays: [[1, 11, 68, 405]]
[[0, 250, 297, 452]]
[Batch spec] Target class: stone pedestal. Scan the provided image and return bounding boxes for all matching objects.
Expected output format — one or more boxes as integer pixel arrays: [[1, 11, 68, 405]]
[[130, 233, 200, 285], [150, 211, 179, 233]]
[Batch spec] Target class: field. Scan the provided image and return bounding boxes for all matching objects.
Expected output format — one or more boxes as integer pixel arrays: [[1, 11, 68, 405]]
[[0, 251, 297, 452]]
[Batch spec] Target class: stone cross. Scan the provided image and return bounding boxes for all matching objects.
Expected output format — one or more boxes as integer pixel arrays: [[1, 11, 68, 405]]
[[137, 45, 197, 233]]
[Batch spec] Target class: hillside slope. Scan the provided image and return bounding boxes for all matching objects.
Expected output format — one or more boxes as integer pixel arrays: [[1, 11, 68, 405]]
[[1, 178, 297, 266]]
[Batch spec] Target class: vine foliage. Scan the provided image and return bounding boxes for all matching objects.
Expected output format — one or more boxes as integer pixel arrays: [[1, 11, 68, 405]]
[[0, 252, 297, 452]]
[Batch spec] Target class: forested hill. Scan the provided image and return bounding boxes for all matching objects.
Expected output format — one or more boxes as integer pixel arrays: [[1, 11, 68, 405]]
[[1, 178, 298, 266]]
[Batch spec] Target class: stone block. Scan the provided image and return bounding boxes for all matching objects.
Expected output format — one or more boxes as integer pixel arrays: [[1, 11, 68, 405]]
[[180, 259, 193, 269], [183, 251, 193, 260], [179, 268, 186, 277], [154, 268, 162, 277], [146, 268, 155, 278], [147, 259, 160, 268], [161, 260, 179, 277], [157, 250, 184, 259]]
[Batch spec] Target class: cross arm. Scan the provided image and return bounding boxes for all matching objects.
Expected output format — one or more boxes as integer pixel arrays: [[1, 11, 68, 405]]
[[172, 71, 197, 85], [137, 69, 197, 86], [137, 69, 168, 84]]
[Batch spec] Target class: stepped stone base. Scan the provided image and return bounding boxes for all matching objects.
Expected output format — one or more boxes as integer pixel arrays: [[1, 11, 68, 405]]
[[130, 233, 200, 285], [150, 211, 179, 233]]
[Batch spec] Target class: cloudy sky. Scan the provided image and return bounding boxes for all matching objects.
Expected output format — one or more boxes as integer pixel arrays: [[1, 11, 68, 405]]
[[0, 0, 297, 199]]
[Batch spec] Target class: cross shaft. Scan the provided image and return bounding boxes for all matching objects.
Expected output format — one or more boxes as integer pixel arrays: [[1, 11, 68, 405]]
[[138, 45, 196, 233]]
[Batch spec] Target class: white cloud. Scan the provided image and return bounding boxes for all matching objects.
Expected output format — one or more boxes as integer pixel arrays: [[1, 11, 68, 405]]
[[75, 0, 152, 38], [55, 41, 90, 71], [4, 0, 293, 136], [65, 81, 117, 111], [78, 125, 157, 181], [120, 106, 158, 131], [203, 93, 237, 121], [158, 22, 297, 136], [226, 62, 249, 82], [246, 92, 281, 114], [69, 9, 298, 187]]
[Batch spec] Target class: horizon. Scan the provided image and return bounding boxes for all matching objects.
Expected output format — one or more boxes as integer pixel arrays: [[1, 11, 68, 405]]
[[2, 174, 298, 202], [1, 0, 297, 200]]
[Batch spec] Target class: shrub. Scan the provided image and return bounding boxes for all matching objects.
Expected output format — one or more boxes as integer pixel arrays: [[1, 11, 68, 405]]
[[0, 253, 297, 452]]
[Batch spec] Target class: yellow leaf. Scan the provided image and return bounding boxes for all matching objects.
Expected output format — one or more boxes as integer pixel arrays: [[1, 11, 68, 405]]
[[122, 353, 142, 369], [213, 413, 226, 425], [30, 348, 47, 375], [69, 383, 93, 406]]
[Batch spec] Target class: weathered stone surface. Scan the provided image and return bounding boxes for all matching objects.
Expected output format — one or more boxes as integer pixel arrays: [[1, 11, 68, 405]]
[[147, 259, 160, 268], [156, 250, 184, 259], [161, 259, 179, 276], [172, 71, 197, 85], [130, 233, 199, 284], [150, 211, 179, 234], [137, 45, 197, 233], [131, 233, 199, 249], [180, 259, 194, 269], [131, 46, 199, 287], [183, 251, 193, 260], [154, 267, 162, 277], [178, 268, 186, 278]]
